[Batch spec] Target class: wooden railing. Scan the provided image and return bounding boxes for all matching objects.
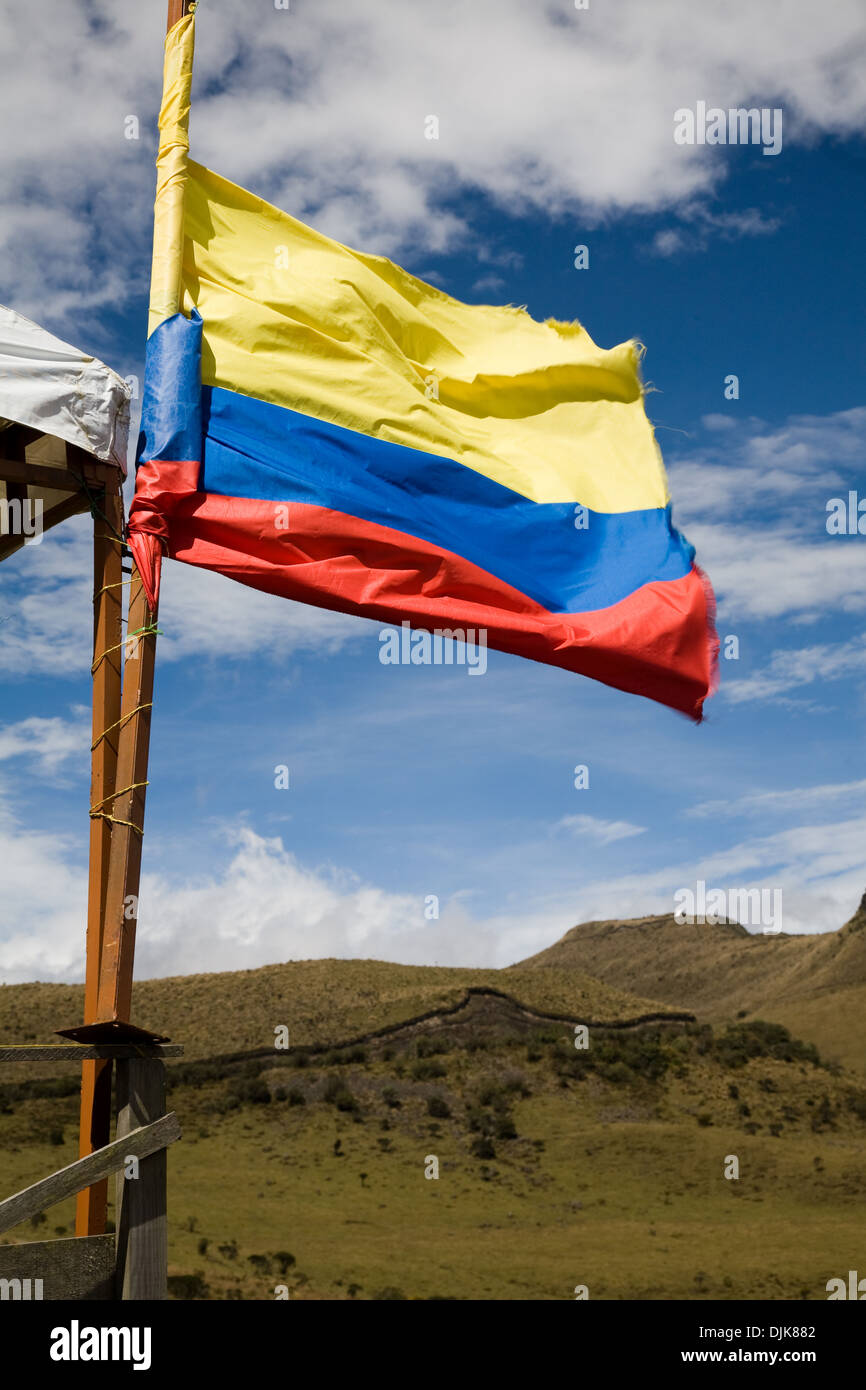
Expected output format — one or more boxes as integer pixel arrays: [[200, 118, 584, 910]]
[[0, 1044, 182, 1300]]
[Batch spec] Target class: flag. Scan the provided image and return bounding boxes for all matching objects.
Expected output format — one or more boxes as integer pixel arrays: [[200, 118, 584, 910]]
[[128, 13, 717, 720]]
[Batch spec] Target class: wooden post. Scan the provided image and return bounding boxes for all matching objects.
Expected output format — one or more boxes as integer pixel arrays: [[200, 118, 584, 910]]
[[76, 479, 124, 1236], [82, 0, 194, 1035], [115, 1058, 170, 1300], [93, 571, 159, 1026], [167, 0, 192, 24]]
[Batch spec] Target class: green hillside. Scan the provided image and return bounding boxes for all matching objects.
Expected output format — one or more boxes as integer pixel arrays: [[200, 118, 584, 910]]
[[2, 977, 865, 1299]]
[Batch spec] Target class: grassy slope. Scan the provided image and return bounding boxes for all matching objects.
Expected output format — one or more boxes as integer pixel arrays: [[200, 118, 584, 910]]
[[2, 912, 865, 1301], [513, 899, 866, 1074], [0, 959, 674, 1075], [2, 1014, 865, 1300]]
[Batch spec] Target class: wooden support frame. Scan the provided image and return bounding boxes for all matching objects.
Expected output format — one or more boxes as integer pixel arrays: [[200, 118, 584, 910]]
[[0, 1110, 180, 1236], [1, 1046, 182, 1300], [115, 1059, 171, 1299]]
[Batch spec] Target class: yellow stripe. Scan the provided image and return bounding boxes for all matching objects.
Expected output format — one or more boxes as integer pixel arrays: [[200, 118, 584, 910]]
[[158, 6, 668, 511], [148, 13, 195, 336]]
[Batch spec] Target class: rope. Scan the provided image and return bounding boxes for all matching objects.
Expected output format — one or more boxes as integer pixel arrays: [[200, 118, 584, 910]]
[[91, 703, 153, 751], [89, 812, 144, 835], [89, 779, 150, 836], [93, 578, 132, 601], [91, 623, 162, 675], [69, 469, 126, 545], [89, 780, 149, 815]]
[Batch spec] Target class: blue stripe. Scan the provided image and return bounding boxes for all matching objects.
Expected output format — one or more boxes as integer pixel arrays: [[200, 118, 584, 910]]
[[197, 385, 694, 614], [137, 311, 203, 465]]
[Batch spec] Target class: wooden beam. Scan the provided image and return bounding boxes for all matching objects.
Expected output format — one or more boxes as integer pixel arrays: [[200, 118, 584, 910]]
[[0, 457, 83, 492], [76, 481, 125, 1238], [167, 0, 194, 27], [86, 0, 178, 1039], [93, 571, 159, 1026], [0, 489, 90, 564], [0, 1044, 183, 1061], [0, 1235, 115, 1301], [115, 1059, 170, 1299], [0, 1112, 181, 1236]]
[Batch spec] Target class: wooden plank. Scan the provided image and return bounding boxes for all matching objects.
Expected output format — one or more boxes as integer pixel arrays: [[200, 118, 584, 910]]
[[0, 456, 84, 492], [0, 1112, 181, 1236], [0, 490, 89, 564], [0, 1044, 183, 1061], [115, 1059, 169, 1300], [95, 570, 159, 1025], [77, 481, 125, 1239], [0, 1235, 115, 1301]]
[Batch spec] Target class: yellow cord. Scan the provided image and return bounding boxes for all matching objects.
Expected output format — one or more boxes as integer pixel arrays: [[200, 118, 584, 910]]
[[91, 703, 153, 752]]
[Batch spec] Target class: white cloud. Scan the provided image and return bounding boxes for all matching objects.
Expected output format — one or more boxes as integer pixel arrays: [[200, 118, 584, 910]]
[[693, 778, 866, 819], [556, 813, 647, 844], [2, 0, 866, 332], [0, 515, 363, 679], [3, 794, 862, 983], [664, 409, 866, 625], [668, 407, 866, 522], [650, 204, 780, 256], [0, 710, 89, 779], [723, 635, 866, 703], [692, 528, 866, 623]]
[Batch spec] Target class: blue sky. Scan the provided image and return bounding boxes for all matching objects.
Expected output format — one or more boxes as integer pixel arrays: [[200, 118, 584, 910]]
[[1, 0, 865, 983]]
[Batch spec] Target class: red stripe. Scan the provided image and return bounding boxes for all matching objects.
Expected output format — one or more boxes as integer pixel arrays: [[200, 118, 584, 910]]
[[138, 492, 715, 719]]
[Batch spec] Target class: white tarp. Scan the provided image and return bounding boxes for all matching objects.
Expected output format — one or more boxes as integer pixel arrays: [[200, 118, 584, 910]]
[[0, 304, 130, 473]]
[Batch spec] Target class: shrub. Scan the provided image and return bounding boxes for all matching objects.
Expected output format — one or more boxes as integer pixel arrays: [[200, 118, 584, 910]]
[[471, 1136, 496, 1160], [714, 1021, 821, 1069], [477, 1081, 508, 1109], [427, 1095, 451, 1118], [501, 1070, 531, 1097], [228, 1076, 271, 1106], [288, 1087, 306, 1107], [412, 1060, 447, 1081], [382, 1086, 401, 1109], [167, 1272, 210, 1300], [847, 1091, 866, 1122], [323, 1075, 359, 1112], [598, 1061, 632, 1087]]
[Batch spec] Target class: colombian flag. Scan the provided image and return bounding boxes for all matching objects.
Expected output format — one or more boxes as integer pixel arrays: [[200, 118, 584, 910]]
[[128, 13, 717, 720]]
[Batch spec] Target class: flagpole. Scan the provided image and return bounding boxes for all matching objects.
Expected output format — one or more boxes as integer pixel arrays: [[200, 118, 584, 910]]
[[74, 485, 124, 1235], [62, 0, 195, 1056], [94, 0, 195, 1031]]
